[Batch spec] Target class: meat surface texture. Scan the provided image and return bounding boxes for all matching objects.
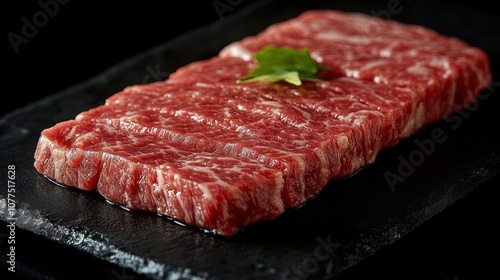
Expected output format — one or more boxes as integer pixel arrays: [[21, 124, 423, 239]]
[[33, 10, 491, 237]]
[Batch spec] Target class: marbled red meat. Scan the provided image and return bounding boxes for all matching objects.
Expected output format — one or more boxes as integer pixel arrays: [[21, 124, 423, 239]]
[[218, 10, 491, 125], [34, 120, 285, 236], [33, 10, 491, 237]]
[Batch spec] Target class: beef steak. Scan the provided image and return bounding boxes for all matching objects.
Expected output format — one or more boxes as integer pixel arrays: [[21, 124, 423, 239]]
[[33, 9, 491, 237]]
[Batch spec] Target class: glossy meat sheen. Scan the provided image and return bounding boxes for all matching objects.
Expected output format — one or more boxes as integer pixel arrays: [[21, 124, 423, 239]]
[[219, 9, 491, 125], [34, 120, 285, 236], [33, 9, 491, 237], [167, 57, 424, 146], [76, 83, 369, 207]]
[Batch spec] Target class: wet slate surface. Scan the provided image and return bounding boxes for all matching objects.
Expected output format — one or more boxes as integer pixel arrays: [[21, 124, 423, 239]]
[[1, 1, 499, 279]]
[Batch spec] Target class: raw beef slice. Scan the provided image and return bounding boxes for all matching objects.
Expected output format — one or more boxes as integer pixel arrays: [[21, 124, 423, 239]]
[[219, 10, 491, 125], [33, 9, 491, 237]]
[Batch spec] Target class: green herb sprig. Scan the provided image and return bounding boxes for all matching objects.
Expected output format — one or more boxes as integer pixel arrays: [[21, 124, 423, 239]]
[[237, 46, 330, 86]]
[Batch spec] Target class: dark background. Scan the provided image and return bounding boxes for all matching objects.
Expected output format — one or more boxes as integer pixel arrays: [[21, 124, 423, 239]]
[[3, 0, 254, 118], [3, 0, 499, 279], [2, 0, 497, 118]]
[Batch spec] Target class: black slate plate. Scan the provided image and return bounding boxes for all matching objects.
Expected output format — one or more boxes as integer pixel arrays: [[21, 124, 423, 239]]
[[1, 0, 499, 279]]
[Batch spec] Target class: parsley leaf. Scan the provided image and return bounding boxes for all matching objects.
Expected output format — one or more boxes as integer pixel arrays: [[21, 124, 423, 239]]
[[237, 46, 330, 86]]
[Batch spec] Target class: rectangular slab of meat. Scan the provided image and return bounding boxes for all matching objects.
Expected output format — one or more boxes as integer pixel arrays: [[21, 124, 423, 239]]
[[33, 9, 491, 237]]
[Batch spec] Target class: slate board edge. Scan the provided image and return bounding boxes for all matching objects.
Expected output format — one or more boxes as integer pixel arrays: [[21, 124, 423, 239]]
[[322, 154, 500, 278], [1, 160, 498, 280]]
